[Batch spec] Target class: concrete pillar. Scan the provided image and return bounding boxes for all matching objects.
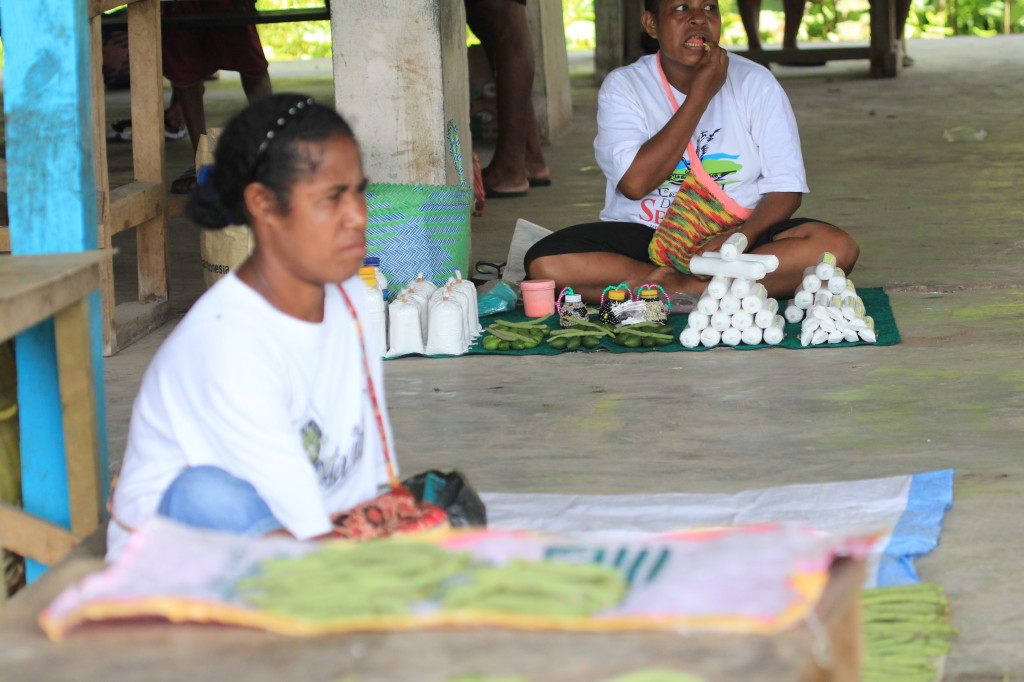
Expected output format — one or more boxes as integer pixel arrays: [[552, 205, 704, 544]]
[[329, 0, 471, 186], [527, 0, 573, 144], [594, 0, 644, 83]]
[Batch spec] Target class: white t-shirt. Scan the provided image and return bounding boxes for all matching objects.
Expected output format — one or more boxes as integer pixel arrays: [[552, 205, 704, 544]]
[[596, 53, 809, 228], [106, 272, 394, 560]]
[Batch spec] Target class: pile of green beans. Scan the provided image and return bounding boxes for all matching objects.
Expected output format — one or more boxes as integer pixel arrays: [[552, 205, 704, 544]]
[[235, 541, 470, 620], [443, 559, 626, 617], [480, 317, 551, 351], [547, 319, 614, 350], [609, 322, 675, 348], [861, 583, 956, 681]]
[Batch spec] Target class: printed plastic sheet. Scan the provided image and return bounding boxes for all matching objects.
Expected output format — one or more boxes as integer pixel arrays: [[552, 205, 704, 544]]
[[40, 519, 877, 641], [482, 470, 954, 589]]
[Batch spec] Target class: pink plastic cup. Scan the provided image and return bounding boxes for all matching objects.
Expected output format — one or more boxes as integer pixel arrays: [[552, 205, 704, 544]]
[[520, 279, 556, 317]]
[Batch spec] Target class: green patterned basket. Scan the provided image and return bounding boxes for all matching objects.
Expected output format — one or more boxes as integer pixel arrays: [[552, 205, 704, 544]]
[[365, 121, 473, 294]]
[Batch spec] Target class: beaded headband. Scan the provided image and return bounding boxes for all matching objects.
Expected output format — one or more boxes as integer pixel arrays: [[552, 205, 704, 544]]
[[256, 97, 315, 156]]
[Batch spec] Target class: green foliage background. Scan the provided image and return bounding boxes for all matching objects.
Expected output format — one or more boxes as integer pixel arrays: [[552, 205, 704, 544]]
[[254, 0, 1022, 61], [10, 0, 1007, 69]]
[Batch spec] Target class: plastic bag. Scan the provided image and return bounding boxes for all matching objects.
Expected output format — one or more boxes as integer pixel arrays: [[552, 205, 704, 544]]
[[502, 218, 553, 284], [385, 296, 425, 358], [425, 294, 467, 355], [402, 470, 487, 527], [476, 279, 520, 316]]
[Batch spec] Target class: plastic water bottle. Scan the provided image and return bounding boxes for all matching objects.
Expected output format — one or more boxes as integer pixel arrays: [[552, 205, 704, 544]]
[[358, 266, 387, 356], [362, 257, 389, 300]]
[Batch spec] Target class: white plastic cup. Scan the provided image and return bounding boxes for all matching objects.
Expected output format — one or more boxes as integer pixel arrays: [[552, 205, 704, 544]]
[[740, 283, 767, 312], [763, 315, 785, 345], [721, 327, 742, 346], [700, 250, 780, 273], [827, 268, 847, 295], [740, 326, 764, 345], [730, 277, 753, 299], [802, 267, 822, 293], [815, 252, 837, 280], [719, 233, 749, 261], [719, 294, 741, 314], [686, 311, 710, 331], [731, 310, 754, 331], [697, 294, 720, 315], [680, 326, 702, 348], [700, 327, 722, 347], [706, 275, 733, 300], [690, 255, 767, 280], [755, 298, 780, 328], [711, 311, 732, 332]]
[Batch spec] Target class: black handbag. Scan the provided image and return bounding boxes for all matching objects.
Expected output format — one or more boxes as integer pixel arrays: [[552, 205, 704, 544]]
[[401, 470, 487, 527]]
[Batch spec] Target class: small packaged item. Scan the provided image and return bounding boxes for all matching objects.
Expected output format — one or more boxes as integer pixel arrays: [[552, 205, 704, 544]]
[[557, 286, 588, 328], [598, 284, 632, 325], [636, 284, 670, 324]]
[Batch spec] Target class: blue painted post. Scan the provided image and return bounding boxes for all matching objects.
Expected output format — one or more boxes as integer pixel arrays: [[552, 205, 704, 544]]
[[1, 1, 109, 580]]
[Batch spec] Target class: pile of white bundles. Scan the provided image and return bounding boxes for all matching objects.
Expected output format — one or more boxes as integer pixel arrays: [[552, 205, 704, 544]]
[[385, 271, 483, 357], [784, 253, 877, 346], [679, 234, 786, 348]]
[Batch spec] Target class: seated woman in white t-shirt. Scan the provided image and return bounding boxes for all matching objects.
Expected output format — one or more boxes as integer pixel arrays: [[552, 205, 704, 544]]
[[106, 95, 396, 560], [525, 0, 858, 302]]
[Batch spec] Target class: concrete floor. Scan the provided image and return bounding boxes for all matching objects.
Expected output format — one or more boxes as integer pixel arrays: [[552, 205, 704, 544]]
[[97, 35, 1024, 680]]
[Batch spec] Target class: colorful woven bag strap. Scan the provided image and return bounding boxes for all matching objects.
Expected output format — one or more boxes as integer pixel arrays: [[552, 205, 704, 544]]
[[446, 120, 469, 187]]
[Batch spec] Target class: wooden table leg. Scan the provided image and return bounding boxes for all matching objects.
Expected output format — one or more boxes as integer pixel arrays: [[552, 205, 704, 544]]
[[870, 0, 902, 78], [54, 298, 104, 539]]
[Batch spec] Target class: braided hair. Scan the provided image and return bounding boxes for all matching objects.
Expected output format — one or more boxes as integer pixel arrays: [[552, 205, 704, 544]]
[[186, 93, 357, 230]]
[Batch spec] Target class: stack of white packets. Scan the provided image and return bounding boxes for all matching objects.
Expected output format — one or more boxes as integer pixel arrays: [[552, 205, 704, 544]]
[[782, 252, 877, 346], [679, 234, 787, 348], [385, 270, 482, 357]]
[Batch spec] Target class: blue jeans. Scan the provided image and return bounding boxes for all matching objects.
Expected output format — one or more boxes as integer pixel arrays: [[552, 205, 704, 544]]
[[157, 465, 283, 536]]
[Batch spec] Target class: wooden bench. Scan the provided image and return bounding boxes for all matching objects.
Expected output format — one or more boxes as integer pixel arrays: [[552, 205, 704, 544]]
[[0, 252, 111, 585], [595, 0, 902, 79], [101, 6, 330, 29]]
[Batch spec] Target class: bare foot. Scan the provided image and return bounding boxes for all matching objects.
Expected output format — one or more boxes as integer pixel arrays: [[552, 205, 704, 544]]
[[482, 167, 529, 196], [645, 265, 708, 296]]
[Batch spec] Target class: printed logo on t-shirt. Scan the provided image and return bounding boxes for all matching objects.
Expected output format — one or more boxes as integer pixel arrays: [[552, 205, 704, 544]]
[[300, 417, 365, 489], [639, 128, 743, 224]]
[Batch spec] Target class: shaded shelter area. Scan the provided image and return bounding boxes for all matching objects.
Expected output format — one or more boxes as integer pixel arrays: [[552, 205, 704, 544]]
[[1, 31, 1023, 682]]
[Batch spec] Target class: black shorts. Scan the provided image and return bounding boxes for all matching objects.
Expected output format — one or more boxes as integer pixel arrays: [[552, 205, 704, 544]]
[[523, 218, 832, 271]]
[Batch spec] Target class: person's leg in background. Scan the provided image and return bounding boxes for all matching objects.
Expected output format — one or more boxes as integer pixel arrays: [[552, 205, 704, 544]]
[[781, 0, 808, 49], [737, 0, 764, 51], [897, 0, 914, 66], [465, 0, 550, 198]]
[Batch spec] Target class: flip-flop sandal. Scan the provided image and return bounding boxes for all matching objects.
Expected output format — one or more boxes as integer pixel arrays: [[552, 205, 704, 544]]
[[484, 184, 528, 199], [107, 119, 132, 142], [528, 177, 552, 187], [473, 260, 506, 281], [170, 167, 197, 195]]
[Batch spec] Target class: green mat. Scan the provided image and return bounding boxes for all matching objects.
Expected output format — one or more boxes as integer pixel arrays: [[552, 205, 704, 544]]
[[465, 287, 899, 356]]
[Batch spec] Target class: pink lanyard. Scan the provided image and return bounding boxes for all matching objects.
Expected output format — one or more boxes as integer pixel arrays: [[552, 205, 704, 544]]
[[338, 284, 400, 489], [655, 52, 701, 164]]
